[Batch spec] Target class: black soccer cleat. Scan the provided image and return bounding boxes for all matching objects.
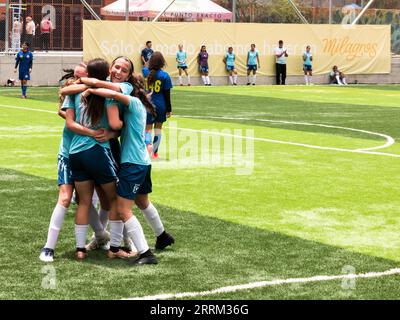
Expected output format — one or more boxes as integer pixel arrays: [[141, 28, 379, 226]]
[[128, 250, 158, 265], [155, 231, 175, 250]]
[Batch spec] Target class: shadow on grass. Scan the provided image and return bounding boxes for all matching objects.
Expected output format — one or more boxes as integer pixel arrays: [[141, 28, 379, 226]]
[[0, 167, 399, 299]]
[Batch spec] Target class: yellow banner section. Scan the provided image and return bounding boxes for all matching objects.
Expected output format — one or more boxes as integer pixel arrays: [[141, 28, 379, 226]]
[[83, 21, 391, 76]]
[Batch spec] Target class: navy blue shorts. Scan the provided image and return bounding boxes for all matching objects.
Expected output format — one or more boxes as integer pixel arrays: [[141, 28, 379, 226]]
[[19, 71, 30, 81], [109, 138, 121, 166], [117, 163, 152, 200], [304, 65, 312, 72], [247, 65, 257, 71], [226, 65, 235, 72], [69, 144, 118, 185], [57, 154, 73, 186], [146, 104, 167, 124], [178, 65, 188, 70], [200, 65, 209, 73]]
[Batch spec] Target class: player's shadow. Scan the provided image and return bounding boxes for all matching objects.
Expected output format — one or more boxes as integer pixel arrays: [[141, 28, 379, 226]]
[[2, 167, 400, 299]]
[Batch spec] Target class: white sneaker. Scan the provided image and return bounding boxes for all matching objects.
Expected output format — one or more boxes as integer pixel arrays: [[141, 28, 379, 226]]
[[39, 248, 54, 262]]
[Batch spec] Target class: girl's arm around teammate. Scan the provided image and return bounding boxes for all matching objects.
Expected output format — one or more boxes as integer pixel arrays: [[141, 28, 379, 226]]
[[84, 88, 130, 107]]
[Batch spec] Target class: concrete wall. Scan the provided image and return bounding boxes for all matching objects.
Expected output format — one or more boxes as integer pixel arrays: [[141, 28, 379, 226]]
[[1, 53, 399, 87]]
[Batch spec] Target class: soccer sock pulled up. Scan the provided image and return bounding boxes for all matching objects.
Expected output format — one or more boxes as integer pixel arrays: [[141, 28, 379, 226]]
[[233, 75, 238, 84], [125, 216, 150, 254], [141, 203, 164, 237], [153, 129, 162, 154], [44, 204, 68, 250], [145, 130, 152, 146], [75, 224, 89, 250], [109, 220, 124, 252]]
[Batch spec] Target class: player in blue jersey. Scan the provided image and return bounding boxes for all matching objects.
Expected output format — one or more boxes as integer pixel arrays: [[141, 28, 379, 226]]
[[223, 46, 237, 85], [145, 51, 173, 159], [14, 42, 33, 99], [83, 75, 166, 265], [176, 44, 191, 86], [141, 40, 153, 76], [303, 45, 313, 85], [198, 45, 211, 86], [246, 44, 260, 85]]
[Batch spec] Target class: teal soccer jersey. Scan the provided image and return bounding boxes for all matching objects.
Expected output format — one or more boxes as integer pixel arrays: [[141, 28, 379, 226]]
[[120, 97, 151, 166], [105, 81, 133, 116], [304, 52, 312, 66], [176, 51, 187, 67], [225, 52, 235, 66], [58, 95, 75, 159], [66, 93, 111, 154], [247, 50, 259, 66]]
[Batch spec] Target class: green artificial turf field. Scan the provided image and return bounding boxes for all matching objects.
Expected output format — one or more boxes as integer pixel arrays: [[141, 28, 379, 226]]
[[1, 85, 400, 300]]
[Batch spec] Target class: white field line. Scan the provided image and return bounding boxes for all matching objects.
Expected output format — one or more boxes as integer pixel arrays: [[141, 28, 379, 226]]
[[1, 104, 399, 158], [166, 126, 400, 158], [125, 268, 400, 300], [176, 115, 395, 152], [0, 104, 56, 114]]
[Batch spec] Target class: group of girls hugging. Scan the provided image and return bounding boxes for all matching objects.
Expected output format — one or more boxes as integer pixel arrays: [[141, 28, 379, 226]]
[[39, 52, 174, 266]]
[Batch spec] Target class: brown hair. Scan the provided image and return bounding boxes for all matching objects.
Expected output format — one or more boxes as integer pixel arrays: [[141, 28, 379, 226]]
[[112, 56, 156, 118], [84, 58, 110, 126], [147, 51, 166, 87]]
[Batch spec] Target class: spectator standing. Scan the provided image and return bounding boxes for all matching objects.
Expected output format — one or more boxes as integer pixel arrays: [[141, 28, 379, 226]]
[[0, 13, 5, 51], [141, 40, 153, 76], [25, 16, 35, 50], [40, 16, 53, 52], [274, 40, 288, 85]]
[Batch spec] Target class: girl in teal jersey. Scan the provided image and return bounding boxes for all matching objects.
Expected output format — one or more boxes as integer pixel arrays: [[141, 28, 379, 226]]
[[83, 75, 164, 265], [223, 47, 238, 85]]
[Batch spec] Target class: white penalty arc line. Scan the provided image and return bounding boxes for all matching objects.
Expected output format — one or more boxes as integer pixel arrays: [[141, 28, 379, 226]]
[[125, 268, 400, 300], [1, 104, 399, 158], [0, 104, 57, 114], [176, 115, 395, 152]]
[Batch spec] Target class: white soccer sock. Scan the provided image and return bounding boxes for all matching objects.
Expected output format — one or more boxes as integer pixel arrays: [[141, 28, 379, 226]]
[[125, 216, 149, 254], [253, 74, 257, 84], [187, 75, 191, 85], [122, 227, 138, 251], [304, 75, 308, 85], [44, 204, 68, 249], [336, 75, 343, 85], [179, 76, 182, 85], [247, 75, 251, 83], [206, 76, 211, 85], [229, 76, 233, 84], [92, 190, 99, 209], [141, 203, 164, 237], [201, 75, 207, 84], [75, 224, 89, 249], [88, 205, 106, 239], [109, 220, 124, 248], [233, 75, 238, 84], [309, 76, 312, 84], [343, 77, 348, 85], [98, 208, 109, 229]]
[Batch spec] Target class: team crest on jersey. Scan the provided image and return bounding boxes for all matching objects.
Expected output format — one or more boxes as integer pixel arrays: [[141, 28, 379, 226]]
[[27, 55, 30, 58]]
